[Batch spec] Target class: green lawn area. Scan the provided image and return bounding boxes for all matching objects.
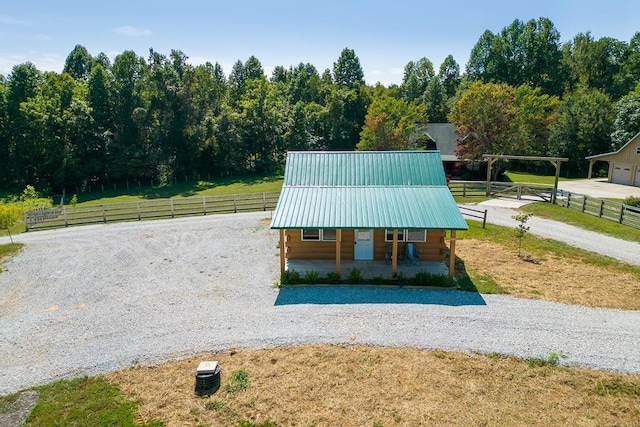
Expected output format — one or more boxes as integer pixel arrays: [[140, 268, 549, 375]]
[[519, 202, 640, 243], [503, 171, 579, 185], [76, 174, 284, 206]]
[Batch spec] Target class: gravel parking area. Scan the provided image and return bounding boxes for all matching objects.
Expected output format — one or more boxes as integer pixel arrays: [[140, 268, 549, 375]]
[[1, 212, 640, 395]]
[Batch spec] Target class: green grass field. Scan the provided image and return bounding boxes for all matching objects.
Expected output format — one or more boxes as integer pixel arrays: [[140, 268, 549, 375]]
[[75, 174, 284, 206], [503, 171, 578, 185]]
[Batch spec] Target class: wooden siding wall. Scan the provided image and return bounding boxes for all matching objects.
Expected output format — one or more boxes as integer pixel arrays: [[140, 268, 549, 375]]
[[285, 230, 355, 260], [285, 229, 446, 262]]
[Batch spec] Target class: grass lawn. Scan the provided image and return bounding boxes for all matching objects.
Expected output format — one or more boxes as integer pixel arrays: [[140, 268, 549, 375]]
[[503, 170, 579, 185], [4, 345, 639, 426], [75, 174, 284, 206], [0, 243, 24, 272], [519, 202, 640, 243]]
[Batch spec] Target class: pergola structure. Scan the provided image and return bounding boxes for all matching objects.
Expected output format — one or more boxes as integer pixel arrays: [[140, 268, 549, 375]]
[[483, 155, 569, 204]]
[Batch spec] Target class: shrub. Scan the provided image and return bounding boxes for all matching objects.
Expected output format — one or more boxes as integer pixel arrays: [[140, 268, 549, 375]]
[[325, 272, 341, 284], [280, 269, 301, 285], [410, 271, 457, 287], [303, 270, 320, 284], [395, 272, 407, 285], [372, 275, 385, 285], [624, 196, 640, 209], [347, 267, 364, 284]]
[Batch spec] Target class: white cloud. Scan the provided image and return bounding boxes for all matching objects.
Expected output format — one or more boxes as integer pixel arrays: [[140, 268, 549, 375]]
[[0, 52, 63, 75], [112, 26, 152, 37]]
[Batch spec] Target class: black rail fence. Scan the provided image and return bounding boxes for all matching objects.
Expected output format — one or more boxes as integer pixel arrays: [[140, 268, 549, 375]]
[[555, 190, 640, 230], [458, 205, 488, 228]]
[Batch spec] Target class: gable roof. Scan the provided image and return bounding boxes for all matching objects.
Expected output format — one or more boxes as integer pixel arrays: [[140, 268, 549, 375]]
[[271, 151, 468, 230], [413, 123, 459, 161], [585, 131, 640, 160]]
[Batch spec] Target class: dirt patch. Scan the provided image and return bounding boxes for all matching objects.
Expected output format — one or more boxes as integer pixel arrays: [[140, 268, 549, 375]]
[[105, 344, 640, 427], [455, 240, 640, 310]]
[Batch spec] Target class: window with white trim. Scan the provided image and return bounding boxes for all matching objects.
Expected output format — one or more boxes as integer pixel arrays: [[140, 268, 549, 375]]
[[407, 229, 427, 242], [301, 229, 338, 241], [636, 145, 640, 155], [385, 229, 427, 242], [301, 229, 320, 241]]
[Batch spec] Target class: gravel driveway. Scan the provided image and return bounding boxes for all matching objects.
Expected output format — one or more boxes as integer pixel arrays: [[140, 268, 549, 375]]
[[1, 212, 639, 395]]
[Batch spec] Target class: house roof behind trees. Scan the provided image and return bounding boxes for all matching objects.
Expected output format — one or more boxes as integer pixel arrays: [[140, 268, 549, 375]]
[[270, 151, 468, 230], [414, 123, 459, 161]]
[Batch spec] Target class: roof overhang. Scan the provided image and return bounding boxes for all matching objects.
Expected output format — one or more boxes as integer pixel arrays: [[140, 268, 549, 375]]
[[271, 186, 468, 230]]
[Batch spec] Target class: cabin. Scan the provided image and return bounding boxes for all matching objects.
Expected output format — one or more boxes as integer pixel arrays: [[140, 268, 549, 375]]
[[586, 132, 640, 187], [270, 151, 468, 279]]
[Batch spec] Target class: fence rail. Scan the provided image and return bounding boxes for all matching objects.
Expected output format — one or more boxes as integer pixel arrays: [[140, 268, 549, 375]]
[[555, 191, 640, 230], [23, 182, 640, 232], [25, 192, 280, 231], [458, 205, 488, 228]]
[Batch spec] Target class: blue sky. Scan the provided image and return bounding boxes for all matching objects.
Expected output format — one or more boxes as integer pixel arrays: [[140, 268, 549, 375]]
[[1, 0, 639, 85]]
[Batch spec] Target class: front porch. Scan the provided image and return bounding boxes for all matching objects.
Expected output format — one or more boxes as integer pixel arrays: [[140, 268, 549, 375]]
[[286, 259, 449, 279]]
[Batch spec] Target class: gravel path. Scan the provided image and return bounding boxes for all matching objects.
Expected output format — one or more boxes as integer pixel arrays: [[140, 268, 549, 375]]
[[462, 200, 640, 265], [1, 212, 640, 395]]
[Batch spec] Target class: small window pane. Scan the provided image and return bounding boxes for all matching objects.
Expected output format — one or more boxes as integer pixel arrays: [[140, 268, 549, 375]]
[[323, 229, 337, 241], [385, 229, 405, 241], [302, 229, 320, 240], [407, 229, 427, 242], [357, 230, 371, 240], [637, 145, 640, 155]]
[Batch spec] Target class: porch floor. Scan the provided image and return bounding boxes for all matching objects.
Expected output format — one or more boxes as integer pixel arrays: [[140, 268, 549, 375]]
[[286, 259, 449, 279]]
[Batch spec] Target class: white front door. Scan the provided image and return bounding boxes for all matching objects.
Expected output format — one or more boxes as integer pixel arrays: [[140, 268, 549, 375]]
[[354, 229, 374, 260]]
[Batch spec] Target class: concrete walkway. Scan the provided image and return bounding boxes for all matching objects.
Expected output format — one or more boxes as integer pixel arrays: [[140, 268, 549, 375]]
[[558, 179, 640, 199]]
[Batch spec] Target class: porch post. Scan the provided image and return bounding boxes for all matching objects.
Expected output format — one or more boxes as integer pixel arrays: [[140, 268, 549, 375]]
[[551, 160, 561, 205], [391, 229, 398, 277], [448, 230, 456, 280], [336, 229, 342, 276], [279, 229, 285, 274], [587, 159, 594, 180]]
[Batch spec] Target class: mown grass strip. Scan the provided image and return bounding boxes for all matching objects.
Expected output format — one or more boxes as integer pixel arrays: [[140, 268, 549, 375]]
[[520, 202, 640, 243]]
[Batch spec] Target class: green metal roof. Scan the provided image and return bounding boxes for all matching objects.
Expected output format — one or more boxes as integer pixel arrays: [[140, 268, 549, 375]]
[[283, 151, 447, 186], [271, 151, 468, 230]]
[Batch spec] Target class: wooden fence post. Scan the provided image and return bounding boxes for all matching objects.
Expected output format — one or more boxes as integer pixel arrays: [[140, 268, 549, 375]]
[[582, 196, 587, 213], [170, 199, 175, 218], [599, 199, 605, 218], [482, 209, 487, 229], [137, 202, 141, 221], [63, 208, 68, 227], [102, 205, 106, 223], [203, 197, 207, 215], [233, 195, 237, 213], [262, 193, 267, 211], [619, 205, 625, 224]]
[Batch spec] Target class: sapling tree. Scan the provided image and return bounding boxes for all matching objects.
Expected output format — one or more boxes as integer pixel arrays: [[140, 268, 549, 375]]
[[0, 205, 21, 243], [512, 213, 532, 257]]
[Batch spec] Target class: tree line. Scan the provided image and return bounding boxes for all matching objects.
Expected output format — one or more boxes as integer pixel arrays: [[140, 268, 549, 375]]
[[1, 17, 639, 193]]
